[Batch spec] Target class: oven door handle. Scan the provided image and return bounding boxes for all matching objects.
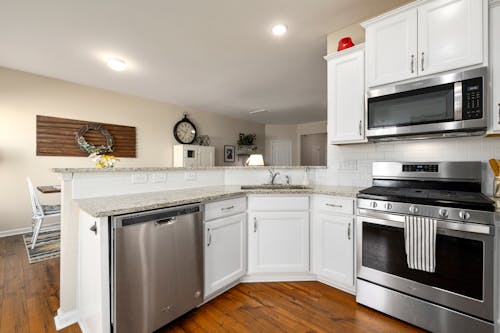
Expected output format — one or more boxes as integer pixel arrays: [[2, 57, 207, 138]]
[[358, 209, 494, 235]]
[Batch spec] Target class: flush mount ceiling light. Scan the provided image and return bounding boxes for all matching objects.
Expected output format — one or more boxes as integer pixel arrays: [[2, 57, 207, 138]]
[[272, 24, 288, 36], [106, 57, 127, 71], [249, 109, 268, 115]]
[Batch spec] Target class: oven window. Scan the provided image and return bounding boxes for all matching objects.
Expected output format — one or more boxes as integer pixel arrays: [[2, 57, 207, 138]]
[[368, 83, 455, 129], [362, 222, 483, 300]]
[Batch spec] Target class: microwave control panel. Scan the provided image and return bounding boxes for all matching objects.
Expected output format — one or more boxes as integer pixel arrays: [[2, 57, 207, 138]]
[[462, 77, 483, 120]]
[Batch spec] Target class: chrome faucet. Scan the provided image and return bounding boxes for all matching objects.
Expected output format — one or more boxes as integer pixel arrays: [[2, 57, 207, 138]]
[[268, 169, 280, 185]]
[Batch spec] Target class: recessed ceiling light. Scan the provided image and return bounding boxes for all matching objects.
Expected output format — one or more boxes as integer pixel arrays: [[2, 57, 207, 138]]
[[272, 24, 288, 36], [107, 57, 127, 71], [249, 109, 268, 114]]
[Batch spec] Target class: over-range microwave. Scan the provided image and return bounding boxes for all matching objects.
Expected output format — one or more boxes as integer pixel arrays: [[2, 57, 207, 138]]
[[366, 67, 487, 141]]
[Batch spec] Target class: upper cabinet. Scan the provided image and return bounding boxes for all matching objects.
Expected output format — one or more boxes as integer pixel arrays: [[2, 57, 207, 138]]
[[363, 0, 485, 88], [488, 1, 500, 133], [365, 9, 418, 86], [325, 44, 366, 145], [418, 0, 483, 76]]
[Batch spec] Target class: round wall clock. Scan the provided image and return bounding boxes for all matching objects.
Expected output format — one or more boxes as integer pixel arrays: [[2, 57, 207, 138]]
[[173, 114, 197, 144]]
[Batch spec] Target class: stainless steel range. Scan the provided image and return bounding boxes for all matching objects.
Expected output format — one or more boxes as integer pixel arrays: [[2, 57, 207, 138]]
[[356, 161, 496, 333]]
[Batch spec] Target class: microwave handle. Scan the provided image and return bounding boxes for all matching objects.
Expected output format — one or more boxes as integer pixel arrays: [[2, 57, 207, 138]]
[[454, 82, 463, 121]]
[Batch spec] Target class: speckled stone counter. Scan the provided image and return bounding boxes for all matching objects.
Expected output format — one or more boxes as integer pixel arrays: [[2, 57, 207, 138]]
[[75, 185, 360, 217], [53, 166, 327, 173]]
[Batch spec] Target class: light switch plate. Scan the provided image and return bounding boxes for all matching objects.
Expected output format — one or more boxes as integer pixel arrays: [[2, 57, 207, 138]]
[[184, 171, 197, 181], [132, 173, 148, 184]]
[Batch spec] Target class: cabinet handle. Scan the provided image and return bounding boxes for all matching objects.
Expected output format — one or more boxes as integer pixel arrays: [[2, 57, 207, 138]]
[[253, 217, 258, 233], [421, 52, 425, 72], [221, 205, 235, 211], [410, 54, 415, 74], [90, 222, 97, 235], [347, 223, 351, 240], [358, 120, 363, 136], [207, 228, 212, 246], [326, 203, 343, 208], [498, 104, 500, 124]]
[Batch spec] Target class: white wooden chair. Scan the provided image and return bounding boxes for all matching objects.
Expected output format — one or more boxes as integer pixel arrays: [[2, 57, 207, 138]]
[[26, 177, 61, 249]]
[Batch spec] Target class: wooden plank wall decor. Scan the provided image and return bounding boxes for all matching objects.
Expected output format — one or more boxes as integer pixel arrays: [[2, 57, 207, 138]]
[[36, 115, 136, 157]]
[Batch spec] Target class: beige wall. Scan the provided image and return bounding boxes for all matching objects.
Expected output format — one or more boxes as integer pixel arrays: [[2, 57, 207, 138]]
[[326, 0, 413, 54], [301, 133, 327, 166], [265, 124, 299, 166], [0, 67, 264, 232]]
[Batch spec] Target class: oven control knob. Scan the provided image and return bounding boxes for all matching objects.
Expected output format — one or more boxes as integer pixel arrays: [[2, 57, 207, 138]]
[[384, 203, 393, 210], [459, 210, 471, 220], [370, 201, 378, 209], [409, 205, 418, 214], [438, 209, 449, 218]]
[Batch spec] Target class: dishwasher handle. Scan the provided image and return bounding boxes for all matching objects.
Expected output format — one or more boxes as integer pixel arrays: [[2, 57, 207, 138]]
[[154, 217, 176, 225]]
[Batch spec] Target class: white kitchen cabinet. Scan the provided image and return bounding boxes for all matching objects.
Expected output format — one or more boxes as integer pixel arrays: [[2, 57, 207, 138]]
[[365, 9, 418, 87], [78, 212, 110, 333], [363, 0, 485, 87], [417, 0, 483, 76], [312, 195, 355, 293], [173, 144, 215, 168], [313, 213, 354, 289], [325, 44, 366, 144], [248, 211, 309, 274], [489, 1, 500, 133], [204, 213, 246, 298]]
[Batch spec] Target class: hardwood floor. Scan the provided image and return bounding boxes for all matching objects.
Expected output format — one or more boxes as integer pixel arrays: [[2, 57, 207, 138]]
[[0, 235, 81, 333], [0, 234, 424, 333], [160, 282, 425, 333]]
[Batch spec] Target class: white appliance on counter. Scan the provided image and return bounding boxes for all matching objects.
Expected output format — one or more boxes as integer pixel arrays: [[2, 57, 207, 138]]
[[173, 144, 215, 168]]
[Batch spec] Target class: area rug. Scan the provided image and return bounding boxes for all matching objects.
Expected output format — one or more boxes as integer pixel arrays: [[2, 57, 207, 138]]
[[22, 229, 60, 263]]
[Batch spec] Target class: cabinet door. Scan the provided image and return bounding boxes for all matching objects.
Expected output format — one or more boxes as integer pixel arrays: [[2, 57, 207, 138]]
[[204, 213, 246, 298], [327, 47, 366, 144], [313, 213, 354, 288], [248, 211, 309, 273], [183, 146, 199, 168], [365, 9, 418, 87], [418, 0, 483, 76], [490, 3, 500, 132], [198, 147, 214, 167]]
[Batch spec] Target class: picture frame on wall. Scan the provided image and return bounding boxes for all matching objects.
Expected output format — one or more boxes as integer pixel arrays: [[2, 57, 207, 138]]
[[224, 145, 235, 162]]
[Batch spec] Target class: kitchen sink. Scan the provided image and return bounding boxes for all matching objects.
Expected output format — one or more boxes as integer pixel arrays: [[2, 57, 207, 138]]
[[240, 184, 312, 190]]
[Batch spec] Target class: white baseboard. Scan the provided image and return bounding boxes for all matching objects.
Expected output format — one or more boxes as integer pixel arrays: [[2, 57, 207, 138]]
[[0, 222, 59, 238], [54, 308, 78, 330], [241, 272, 317, 283], [316, 276, 356, 295]]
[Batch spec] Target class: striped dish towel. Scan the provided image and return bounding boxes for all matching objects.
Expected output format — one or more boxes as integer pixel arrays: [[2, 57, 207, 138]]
[[404, 215, 437, 273]]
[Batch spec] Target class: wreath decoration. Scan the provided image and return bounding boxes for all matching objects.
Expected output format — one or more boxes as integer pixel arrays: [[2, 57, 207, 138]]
[[75, 123, 114, 155]]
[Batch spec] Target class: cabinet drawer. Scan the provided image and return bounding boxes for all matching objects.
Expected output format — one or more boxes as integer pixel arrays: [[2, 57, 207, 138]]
[[314, 195, 354, 215], [248, 196, 309, 212], [205, 197, 246, 221]]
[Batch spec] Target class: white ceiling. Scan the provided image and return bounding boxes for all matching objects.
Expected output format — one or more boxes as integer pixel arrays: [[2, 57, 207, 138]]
[[0, 0, 407, 124]]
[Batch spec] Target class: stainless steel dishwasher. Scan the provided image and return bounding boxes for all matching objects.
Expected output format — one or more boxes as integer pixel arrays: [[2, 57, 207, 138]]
[[111, 203, 203, 333]]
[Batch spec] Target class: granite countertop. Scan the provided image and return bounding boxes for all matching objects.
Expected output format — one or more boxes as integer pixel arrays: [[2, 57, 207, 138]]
[[75, 185, 360, 217], [53, 166, 326, 173]]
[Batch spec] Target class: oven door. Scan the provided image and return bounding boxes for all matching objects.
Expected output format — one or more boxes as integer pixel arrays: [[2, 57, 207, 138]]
[[356, 210, 494, 321]]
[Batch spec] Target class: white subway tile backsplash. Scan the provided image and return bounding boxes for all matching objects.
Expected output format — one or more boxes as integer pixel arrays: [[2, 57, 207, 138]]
[[328, 136, 500, 195]]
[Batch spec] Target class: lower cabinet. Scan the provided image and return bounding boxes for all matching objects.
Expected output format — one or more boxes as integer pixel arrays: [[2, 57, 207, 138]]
[[312, 196, 355, 293], [204, 213, 246, 298], [248, 211, 309, 274]]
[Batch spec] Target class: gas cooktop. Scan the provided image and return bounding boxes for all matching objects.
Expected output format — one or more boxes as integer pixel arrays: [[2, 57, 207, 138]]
[[357, 186, 495, 212]]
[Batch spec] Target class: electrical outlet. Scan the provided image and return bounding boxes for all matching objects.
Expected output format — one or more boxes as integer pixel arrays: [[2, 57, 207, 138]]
[[337, 160, 357, 171], [184, 171, 197, 181], [153, 173, 167, 183], [132, 173, 148, 184]]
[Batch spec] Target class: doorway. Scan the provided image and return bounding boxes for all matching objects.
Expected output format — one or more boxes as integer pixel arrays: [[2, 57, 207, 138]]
[[300, 133, 327, 166]]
